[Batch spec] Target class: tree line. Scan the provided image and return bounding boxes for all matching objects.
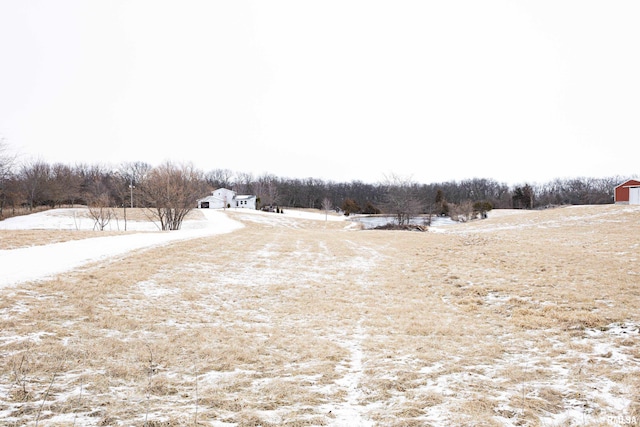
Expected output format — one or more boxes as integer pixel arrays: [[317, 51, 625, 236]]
[[0, 142, 627, 228]]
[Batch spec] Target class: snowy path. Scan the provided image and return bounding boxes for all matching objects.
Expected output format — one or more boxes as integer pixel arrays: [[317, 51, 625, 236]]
[[0, 209, 244, 288], [329, 323, 374, 427]]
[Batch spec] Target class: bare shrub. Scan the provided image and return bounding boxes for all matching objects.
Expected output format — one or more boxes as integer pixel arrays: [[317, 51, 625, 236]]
[[381, 173, 423, 225], [140, 162, 206, 230], [87, 194, 115, 231], [449, 200, 476, 222]]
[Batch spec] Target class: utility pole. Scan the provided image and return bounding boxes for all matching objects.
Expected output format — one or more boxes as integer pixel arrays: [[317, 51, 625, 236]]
[[129, 179, 135, 209]]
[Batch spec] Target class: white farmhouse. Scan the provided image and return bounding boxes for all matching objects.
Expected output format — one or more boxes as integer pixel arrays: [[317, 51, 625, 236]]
[[197, 188, 257, 210]]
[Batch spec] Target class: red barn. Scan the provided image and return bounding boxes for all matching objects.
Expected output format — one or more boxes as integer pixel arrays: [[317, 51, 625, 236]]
[[614, 179, 640, 205]]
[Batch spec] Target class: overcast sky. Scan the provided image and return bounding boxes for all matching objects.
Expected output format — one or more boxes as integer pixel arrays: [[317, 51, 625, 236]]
[[1, 1, 639, 185]]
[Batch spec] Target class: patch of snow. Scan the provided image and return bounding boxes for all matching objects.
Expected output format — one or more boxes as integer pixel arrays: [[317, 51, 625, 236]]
[[0, 330, 55, 346], [136, 280, 179, 298], [419, 362, 444, 375], [229, 206, 346, 222]]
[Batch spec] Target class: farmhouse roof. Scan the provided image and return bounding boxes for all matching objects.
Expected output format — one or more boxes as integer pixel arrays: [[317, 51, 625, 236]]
[[614, 179, 640, 189], [197, 194, 222, 202]]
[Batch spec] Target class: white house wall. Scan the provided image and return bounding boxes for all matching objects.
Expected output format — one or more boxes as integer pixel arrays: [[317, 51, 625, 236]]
[[213, 189, 236, 208], [208, 198, 227, 209], [235, 197, 257, 210]]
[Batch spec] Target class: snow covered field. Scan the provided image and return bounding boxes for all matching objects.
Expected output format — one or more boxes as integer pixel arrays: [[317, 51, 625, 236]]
[[0, 205, 639, 426], [0, 208, 245, 287]]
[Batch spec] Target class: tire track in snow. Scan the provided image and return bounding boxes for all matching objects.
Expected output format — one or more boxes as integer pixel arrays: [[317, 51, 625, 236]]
[[323, 236, 387, 425], [326, 322, 373, 427]]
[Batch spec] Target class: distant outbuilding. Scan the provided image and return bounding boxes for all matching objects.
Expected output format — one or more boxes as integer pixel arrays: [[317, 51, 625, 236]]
[[614, 179, 640, 205]]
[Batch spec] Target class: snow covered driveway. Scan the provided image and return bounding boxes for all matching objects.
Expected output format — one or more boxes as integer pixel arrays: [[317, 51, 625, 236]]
[[0, 209, 244, 287]]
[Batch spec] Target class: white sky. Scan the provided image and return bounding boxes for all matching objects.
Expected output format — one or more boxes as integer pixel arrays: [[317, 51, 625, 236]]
[[1, 1, 639, 185]]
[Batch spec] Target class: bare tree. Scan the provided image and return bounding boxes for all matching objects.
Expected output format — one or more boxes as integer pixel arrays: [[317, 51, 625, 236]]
[[1, 176, 24, 216], [140, 162, 206, 231], [512, 184, 534, 209], [49, 163, 82, 207], [20, 159, 51, 209], [88, 193, 114, 231], [253, 173, 279, 208], [321, 197, 332, 221], [119, 161, 152, 208], [205, 168, 234, 189], [110, 169, 132, 231], [0, 138, 17, 217], [0, 138, 14, 179], [233, 172, 254, 195], [382, 173, 423, 226]]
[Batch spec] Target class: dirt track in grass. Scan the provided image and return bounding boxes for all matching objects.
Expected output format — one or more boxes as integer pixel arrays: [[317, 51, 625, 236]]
[[1, 205, 639, 426]]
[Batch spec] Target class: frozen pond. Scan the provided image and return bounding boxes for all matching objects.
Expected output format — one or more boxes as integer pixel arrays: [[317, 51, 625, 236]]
[[349, 215, 457, 229]]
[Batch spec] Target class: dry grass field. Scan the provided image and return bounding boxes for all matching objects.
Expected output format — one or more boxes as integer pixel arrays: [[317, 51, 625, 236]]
[[0, 205, 639, 426]]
